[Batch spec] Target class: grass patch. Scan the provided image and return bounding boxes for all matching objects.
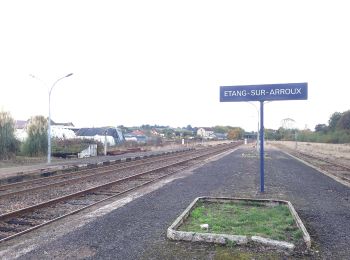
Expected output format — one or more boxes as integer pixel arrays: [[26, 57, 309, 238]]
[[178, 200, 303, 243]]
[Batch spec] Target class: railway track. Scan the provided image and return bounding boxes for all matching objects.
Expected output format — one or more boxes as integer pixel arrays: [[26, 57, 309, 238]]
[[275, 144, 350, 184], [0, 151, 208, 215], [0, 148, 200, 197], [0, 148, 225, 214], [0, 142, 241, 243]]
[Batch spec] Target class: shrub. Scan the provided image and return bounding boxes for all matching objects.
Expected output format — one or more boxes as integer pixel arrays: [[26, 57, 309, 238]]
[[0, 111, 19, 159], [21, 116, 48, 156], [52, 138, 104, 156]]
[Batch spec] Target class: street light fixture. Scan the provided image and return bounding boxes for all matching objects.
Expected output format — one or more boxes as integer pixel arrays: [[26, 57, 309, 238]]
[[30, 73, 73, 163], [47, 73, 73, 163]]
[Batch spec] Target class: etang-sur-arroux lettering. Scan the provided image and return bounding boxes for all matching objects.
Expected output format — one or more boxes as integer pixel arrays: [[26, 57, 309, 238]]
[[223, 88, 302, 97]]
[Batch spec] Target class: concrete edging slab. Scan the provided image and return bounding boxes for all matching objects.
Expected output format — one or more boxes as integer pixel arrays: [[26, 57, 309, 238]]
[[167, 197, 311, 251]]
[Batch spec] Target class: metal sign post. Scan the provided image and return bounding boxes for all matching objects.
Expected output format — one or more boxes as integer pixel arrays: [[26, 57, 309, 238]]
[[260, 100, 264, 192], [220, 83, 308, 193]]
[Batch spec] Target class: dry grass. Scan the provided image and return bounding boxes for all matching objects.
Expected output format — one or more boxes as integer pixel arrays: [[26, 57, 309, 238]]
[[270, 141, 350, 167]]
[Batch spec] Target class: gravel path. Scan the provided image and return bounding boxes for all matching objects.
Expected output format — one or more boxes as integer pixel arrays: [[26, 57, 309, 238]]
[[2, 145, 350, 259]]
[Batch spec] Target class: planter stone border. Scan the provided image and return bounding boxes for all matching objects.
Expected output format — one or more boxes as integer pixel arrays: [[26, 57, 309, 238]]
[[167, 197, 311, 251]]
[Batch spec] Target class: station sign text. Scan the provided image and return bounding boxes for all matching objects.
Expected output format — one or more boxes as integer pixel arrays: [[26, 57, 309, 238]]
[[220, 83, 308, 102]]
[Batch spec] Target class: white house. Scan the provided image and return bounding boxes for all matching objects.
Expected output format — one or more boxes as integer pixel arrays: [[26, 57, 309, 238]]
[[51, 125, 77, 139], [14, 120, 28, 141], [197, 127, 215, 139], [14, 120, 77, 141]]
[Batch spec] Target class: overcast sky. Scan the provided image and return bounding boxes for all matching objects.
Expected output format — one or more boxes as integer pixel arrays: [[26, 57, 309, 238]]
[[1, 1, 349, 131]]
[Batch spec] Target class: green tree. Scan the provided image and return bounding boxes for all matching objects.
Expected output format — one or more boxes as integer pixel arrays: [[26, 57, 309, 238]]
[[315, 124, 328, 133], [227, 127, 244, 140], [22, 115, 48, 156], [186, 125, 193, 131], [213, 125, 228, 134], [0, 111, 19, 159], [337, 110, 350, 130], [276, 127, 287, 140], [328, 112, 342, 130], [265, 129, 278, 140], [162, 128, 175, 139]]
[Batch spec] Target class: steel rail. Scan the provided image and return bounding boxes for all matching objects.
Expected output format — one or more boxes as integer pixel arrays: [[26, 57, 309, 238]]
[[0, 163, 198, 243], [276, 145, 350, 183], [0, 142, 241, 243], [0, 145, 235, 216], [296, 151, 350, 171], [0, 143, 235, 212], [0, 149, 196, 198], [0, 149, 193, 191]]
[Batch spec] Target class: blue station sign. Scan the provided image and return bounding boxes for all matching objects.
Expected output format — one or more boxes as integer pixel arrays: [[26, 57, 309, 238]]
[[219, 82, 308, 193], [220, 82, 308, 102]]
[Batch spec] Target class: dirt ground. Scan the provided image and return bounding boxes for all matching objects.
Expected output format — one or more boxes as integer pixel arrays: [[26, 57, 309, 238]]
[[269, 141, 350, 167]]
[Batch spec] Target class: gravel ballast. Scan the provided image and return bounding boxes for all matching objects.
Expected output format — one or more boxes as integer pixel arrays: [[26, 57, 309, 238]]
[[1, 145, 349, 259]]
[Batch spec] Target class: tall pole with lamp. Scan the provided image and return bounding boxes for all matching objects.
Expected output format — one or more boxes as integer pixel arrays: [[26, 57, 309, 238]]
[[30, 73, 73, 164], [47, 73, 73, 163]]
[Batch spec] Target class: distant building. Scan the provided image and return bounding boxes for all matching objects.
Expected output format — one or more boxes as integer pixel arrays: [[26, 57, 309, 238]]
[[14, 120, 29, 141], [213, 133, 228, 140], [150, 129, 160, 136], [76, 127, 125, 146], [51, 125, 77, 139], [14, 119, 77, 141], [15, 120, 28, 129], [197, 127, 215, 139], [50, 121, 77, 139], [124, 129, 147, 143], [50, 120, 75, 127]]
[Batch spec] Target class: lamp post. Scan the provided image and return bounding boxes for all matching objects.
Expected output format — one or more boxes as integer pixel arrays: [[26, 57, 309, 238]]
[[30, 73, 73, 163], [47, 73, 73, 163]]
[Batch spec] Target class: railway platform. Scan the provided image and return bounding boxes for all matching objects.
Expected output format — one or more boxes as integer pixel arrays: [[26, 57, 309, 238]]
[[1, 145, 349, 259]]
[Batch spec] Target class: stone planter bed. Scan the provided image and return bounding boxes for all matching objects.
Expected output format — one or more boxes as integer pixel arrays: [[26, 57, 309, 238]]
[[167, 197, 311, 251]]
